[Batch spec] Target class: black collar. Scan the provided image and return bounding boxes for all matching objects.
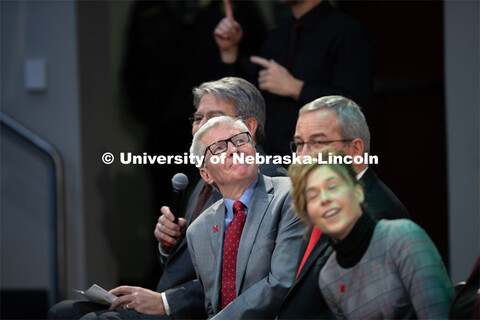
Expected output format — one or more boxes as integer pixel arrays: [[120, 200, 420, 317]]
[[294, 1, 332, 31], [330, 212, 377, 268]]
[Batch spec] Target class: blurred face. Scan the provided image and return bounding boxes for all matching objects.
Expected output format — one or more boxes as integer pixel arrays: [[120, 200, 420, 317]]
[[294, 110, 353, 156], [200, 123, 259, 191], [192, 94, 236, 136], [305, 166, 364, 242]]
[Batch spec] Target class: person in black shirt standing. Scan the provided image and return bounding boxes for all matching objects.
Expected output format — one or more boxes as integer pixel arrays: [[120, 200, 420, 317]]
[[215, 0, 376, 156]]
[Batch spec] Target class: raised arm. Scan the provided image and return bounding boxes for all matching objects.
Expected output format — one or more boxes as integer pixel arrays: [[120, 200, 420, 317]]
[[214, 0, 243, 64]]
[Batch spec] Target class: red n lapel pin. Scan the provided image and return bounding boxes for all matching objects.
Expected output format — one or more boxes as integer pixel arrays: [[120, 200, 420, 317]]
[[213, 225, 219, 233]]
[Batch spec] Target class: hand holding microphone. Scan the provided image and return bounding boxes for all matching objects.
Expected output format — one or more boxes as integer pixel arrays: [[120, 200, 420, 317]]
[[155, 207, 186, 248], [154, 173, 189, 252]]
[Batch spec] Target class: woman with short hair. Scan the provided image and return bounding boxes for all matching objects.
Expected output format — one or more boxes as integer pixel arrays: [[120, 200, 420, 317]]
[[288, 148, 454, 319]]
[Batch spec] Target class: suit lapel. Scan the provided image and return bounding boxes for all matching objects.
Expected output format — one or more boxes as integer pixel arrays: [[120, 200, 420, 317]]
[[236, 175, 274, 292], [169, 181, 222, 261], [204, 200, 226, 263], [202, 199, 227, 312], [169, 236, 188, 261], [294, 233, 330, 282], [184, 178, 204, 223], [298, 227, 314, 264], [359, 167, 374, 193], [287, 226, 314, 279]]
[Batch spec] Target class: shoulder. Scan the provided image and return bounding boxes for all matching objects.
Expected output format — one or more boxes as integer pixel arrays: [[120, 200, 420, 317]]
[[391, 218, 423, 231], [261, 174, 292, 194], [362, 169, 410, 220], [377, 219, 422, 235], [322, 5, 368, 35], [259, 162, 288, 177], [368, 220, 435, 273], [376, 219, 430, 249], [256, 175, 295, 217]]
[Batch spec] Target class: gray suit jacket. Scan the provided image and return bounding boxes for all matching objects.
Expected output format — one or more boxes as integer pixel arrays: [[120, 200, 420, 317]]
[[157, 145, 285, 318], [187, 174, 305, 319]]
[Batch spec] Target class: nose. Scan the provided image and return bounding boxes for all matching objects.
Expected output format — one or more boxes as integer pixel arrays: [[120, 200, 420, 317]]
[[226, 141, 239, 156], [320, 189, 332, 206]]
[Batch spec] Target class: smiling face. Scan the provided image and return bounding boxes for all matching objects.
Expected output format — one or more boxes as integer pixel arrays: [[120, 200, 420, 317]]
[[295, 109, 352, 156], [199, 123, 259, 197], [305, 166, 364, 242]]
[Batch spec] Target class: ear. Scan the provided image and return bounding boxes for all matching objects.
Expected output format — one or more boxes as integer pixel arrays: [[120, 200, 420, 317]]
[[200, 167, 214, 185], [349, 138, 364, 157], [244, 117, 258, 144], [354, 184, 365, 204]]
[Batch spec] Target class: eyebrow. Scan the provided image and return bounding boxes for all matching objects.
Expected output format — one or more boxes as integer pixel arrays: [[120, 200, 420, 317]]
[[305, 187, 318, 193], [195, 110, 227, 116], [306, 177, 337, 192], [294, 133, 327, 140], [209, 131, 243, 146]]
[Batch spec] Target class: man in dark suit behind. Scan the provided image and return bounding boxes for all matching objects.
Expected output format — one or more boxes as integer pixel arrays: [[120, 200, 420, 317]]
[[151, 77, 286, 318], [278, 95, 410, 319]]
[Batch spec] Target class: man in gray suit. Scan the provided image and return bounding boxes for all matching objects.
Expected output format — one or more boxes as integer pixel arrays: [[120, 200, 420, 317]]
[[187, 116, 304, 319], [48, 78, 286, 319]]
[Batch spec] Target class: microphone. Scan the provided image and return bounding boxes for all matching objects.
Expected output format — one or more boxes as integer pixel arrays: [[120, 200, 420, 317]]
[[170, 172, 189, 223], [162, 173, 189, 249]]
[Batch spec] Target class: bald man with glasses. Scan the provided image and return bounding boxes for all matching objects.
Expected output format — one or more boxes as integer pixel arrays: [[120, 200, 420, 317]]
[[187, 116, 304, 319]]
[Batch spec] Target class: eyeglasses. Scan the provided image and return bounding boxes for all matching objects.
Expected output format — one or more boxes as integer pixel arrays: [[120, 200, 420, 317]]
[[203, 132, 253, 165], [189, 111, 237, 126], [290, 139, 353, 153]]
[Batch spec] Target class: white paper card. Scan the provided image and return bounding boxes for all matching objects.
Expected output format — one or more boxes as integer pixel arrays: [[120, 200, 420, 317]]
[[74, 284, 118, 306]]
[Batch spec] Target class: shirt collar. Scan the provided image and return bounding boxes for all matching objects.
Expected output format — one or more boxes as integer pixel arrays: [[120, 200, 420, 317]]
[[356, 166, 369, 180], [294, 1, 331, 31], [223, 176, 258, 218]]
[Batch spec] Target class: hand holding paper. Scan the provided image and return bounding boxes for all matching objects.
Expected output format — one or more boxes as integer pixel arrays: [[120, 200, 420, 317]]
[[74, 284, 118, 306]]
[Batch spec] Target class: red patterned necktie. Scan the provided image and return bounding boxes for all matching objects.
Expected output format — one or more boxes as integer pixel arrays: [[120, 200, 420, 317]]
[[221, 200, 246, 309]]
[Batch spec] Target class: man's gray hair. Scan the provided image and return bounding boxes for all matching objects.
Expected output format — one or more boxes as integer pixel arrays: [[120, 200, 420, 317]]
[[299, 96, 371, 153], [190, 116, 251, 168], [192, 77, 266, 144]]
